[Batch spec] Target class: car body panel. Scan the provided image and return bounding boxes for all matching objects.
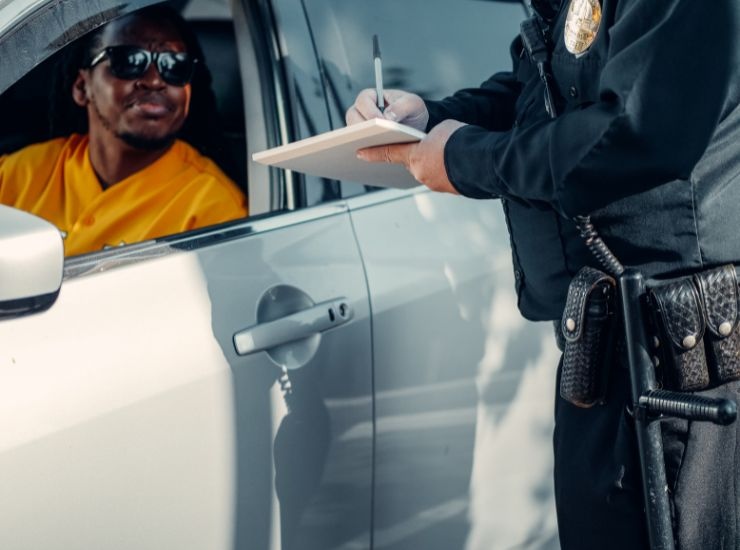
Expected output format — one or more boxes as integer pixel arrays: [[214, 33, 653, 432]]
[[0, 207, 374, 550], [347, 189, 559, 549], [348, 191, 497, 548], [0, 0, 165, 94]]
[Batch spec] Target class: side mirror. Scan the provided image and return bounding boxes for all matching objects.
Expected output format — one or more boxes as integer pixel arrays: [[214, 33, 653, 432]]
[[0, 205, 63, 319]]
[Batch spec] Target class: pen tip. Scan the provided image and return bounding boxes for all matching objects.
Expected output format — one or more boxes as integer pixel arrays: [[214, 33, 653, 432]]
[[373, 35, 380, 57]]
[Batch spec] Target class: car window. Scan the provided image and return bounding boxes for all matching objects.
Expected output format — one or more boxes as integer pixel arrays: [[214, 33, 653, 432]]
[[183, 6, 248, 188], [267, 0, 344, 209], [0, 0, 254, 259], [300, 0, 528, 197]]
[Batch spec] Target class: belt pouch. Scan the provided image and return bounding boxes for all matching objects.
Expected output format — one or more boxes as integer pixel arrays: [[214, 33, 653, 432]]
[[694, 264, 740, 384], [649, 277, 709, 391], [560, 267, 615, 408]]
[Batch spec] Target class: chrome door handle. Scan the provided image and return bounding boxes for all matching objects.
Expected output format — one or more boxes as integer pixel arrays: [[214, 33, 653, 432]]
[[233, 298, 353, 356]]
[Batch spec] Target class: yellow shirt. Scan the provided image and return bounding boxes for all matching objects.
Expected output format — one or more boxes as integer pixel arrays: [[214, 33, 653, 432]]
[[0, 134, 248, 256]]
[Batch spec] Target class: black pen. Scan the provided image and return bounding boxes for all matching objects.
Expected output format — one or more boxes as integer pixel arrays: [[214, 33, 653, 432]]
[[373, 34, 385, 112]]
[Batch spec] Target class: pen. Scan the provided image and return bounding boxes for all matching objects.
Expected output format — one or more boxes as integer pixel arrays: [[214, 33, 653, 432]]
[[373, 34, 385, 112]]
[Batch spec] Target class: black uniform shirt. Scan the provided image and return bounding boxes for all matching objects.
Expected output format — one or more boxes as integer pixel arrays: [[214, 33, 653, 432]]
[[425, 0, 740, 321]]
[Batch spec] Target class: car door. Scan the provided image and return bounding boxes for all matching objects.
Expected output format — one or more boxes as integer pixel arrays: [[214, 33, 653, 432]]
[[295, 1, 562, 548], [0, 1, 373, 549]]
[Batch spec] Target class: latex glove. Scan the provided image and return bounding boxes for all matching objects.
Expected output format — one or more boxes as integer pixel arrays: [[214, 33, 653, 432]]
[[345, 88, 429, 132], [356, 119, 467, 194]]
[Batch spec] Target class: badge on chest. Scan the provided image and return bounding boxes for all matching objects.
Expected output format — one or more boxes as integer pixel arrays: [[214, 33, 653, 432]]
[[564, 0, 602, 57]]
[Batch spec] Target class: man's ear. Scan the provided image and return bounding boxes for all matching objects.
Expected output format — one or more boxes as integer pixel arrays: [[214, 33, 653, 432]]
[[72, 71, 89, 107]]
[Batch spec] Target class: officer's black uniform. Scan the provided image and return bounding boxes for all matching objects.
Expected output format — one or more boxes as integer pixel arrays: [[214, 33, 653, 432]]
[[423, 0, 740, 548]]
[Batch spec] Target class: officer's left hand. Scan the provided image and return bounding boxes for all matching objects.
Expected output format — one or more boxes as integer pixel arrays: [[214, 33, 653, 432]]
[[356, 119, 467, 194]]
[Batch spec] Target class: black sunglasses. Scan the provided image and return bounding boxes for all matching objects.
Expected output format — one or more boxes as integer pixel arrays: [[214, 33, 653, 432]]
[[88, 45, 197, 87]]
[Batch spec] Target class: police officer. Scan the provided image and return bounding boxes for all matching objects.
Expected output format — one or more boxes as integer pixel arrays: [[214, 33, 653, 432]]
[[347, 0, 740, 548]]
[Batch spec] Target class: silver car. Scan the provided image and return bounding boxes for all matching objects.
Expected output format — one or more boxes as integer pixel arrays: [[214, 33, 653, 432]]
[[0, 0, 559, 548]]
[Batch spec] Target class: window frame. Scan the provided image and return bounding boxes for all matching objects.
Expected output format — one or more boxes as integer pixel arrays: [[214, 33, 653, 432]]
[[0, 0, 356, 276], [0, 0, 163, 95]]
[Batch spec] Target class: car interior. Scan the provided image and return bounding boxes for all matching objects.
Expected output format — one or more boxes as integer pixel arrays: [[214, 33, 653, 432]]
[[0, 7, 249, 194]]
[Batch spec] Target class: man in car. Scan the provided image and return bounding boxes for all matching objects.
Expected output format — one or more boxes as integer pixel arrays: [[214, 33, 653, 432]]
[[348, 0, 740, 548], [0, 5, 247, 256]]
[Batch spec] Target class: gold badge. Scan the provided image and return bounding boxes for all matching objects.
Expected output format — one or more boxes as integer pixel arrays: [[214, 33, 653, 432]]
[[564, 0, 602, 57]]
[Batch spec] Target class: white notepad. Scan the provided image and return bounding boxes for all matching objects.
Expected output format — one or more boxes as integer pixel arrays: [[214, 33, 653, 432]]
[[252, 118, 426, 189]]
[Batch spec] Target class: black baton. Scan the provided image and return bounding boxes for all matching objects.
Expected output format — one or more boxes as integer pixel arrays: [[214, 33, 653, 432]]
[[621, 269, 737, 549], [576, 216, 737, 549]]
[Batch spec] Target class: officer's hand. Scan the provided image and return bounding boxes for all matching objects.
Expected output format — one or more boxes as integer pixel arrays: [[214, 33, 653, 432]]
[[346, 89, 429, 132], [356, 119, 466, 194]]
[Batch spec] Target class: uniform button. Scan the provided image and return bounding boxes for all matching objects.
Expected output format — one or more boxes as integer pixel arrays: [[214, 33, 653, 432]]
[[569, 86, 579, 98], [514, 269, 522, 280]]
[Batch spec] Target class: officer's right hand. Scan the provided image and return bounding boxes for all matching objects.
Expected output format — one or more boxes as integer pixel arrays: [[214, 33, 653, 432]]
[[346, 88, 429, 132]]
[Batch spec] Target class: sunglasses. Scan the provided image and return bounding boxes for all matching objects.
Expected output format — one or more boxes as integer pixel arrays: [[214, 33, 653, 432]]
[[88, 46, 197, 87]]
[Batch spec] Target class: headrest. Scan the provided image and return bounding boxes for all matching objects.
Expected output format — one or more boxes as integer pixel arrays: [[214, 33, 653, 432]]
[[189, 19, 244, 133]]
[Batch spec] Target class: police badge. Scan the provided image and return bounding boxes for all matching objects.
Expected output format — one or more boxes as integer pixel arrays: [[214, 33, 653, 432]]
[[564, 0, 602, 57]]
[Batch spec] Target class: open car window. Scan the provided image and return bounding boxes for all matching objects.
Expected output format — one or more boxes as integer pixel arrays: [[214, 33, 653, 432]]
[[0, 0, 264, 263]]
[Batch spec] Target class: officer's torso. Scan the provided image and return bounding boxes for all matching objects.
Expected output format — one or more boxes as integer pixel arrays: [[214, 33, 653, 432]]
[[507, 0, 740, 321]]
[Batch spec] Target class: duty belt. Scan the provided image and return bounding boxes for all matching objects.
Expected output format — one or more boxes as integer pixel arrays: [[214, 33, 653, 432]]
[[557, 264, 740, 408]]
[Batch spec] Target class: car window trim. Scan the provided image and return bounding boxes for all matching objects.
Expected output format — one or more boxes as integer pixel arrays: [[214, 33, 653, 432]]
[[0, 0, 163, 94], [344, 186, 429, 212], [62, 200, 350, 280]]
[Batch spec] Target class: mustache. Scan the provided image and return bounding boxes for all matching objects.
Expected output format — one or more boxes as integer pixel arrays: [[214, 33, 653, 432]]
[[125, 92, 175, 110]]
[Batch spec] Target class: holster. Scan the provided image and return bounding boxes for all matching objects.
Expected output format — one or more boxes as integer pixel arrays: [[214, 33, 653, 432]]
[[649, 277, 710, 391], [694, 265, 740, 384], [560, 267, 616, 408]]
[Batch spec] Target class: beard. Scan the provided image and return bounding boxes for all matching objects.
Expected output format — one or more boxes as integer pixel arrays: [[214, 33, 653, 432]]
[[117, 131, 177, 151], [91, 95, 182, 151]]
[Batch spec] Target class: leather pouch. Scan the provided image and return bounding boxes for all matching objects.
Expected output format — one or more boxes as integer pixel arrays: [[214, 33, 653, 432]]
[[694, 264, 740, 384], [560, 267, 615, 408], [649, 277, 709, 391]]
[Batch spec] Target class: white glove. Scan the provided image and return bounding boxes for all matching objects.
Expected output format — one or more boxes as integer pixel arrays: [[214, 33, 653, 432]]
[[345, 88, 429, 132]]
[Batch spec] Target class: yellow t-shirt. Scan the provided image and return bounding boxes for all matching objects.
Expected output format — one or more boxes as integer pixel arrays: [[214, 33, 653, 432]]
[[0, 134, 248, 256]]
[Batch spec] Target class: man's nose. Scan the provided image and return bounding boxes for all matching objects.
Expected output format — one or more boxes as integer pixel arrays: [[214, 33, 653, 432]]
[[138, 61, 166, 88]]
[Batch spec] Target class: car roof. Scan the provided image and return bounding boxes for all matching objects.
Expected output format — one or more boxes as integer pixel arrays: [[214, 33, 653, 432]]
[[0, 0, 45, 38], [0, 0, 160, 94]]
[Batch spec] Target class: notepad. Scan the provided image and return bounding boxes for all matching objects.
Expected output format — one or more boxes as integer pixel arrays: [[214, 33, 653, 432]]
[[252, 118, 426, 189]]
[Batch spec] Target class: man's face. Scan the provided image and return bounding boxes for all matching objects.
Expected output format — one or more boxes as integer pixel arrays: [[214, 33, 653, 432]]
[[74, 14, 192, 150]]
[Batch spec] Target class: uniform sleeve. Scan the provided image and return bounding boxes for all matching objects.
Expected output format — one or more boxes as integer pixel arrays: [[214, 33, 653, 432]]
[[443, 0, 738, 216], [424, 37, 523, 132], [425, 71, 521, 132]]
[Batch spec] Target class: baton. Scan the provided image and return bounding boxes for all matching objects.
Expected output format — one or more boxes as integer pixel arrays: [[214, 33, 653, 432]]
[[621, 269, 738, 550], [576, 217, 737, 549]]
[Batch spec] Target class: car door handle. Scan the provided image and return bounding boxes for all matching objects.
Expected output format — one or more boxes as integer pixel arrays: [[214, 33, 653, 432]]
[[233, 298, 353, 356]]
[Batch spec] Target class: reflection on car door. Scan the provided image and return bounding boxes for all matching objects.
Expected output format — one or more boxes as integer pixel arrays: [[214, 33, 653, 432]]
[[298, 0, 560, 548], [0, 206, 373, 550]]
